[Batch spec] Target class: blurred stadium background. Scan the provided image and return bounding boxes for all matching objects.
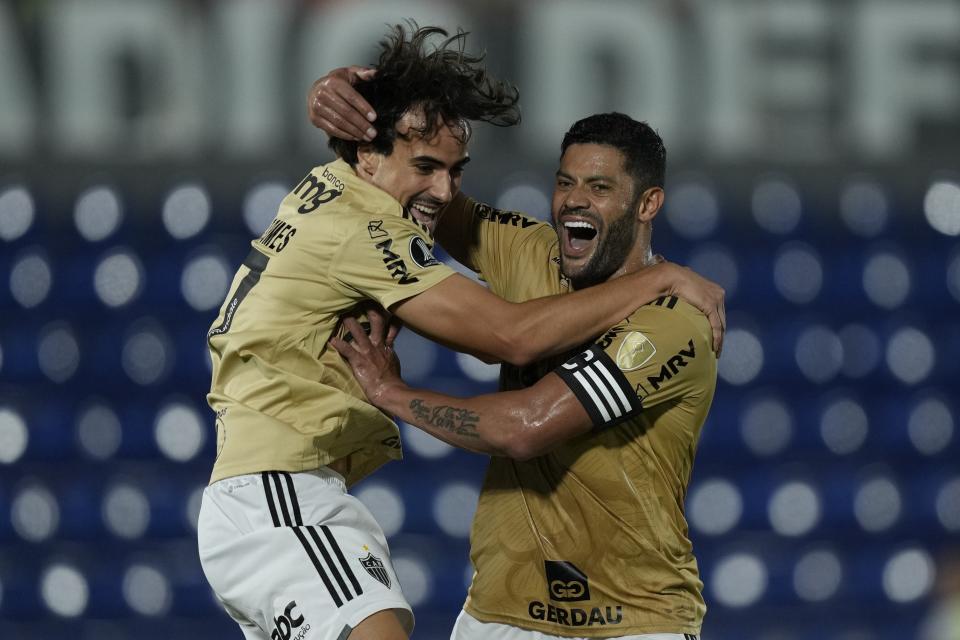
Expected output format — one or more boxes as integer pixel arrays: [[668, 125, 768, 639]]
[[1, 0, 959, 638]]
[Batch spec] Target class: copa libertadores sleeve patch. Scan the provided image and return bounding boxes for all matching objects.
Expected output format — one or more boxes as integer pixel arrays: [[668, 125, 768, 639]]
[[555, 344, 641, 428]]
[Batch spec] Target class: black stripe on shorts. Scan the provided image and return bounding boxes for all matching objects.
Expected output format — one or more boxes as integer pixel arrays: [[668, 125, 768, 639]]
[[260, 471, 361, 607]]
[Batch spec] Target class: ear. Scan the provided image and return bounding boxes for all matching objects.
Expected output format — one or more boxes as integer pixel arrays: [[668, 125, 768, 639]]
[[356, 144, 381, 178], [636, 187, 665, 223]]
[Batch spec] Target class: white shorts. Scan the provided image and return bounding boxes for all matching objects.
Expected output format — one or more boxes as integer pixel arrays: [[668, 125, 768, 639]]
[[198, 468, 414, 640], [451, 610, 697, 640]]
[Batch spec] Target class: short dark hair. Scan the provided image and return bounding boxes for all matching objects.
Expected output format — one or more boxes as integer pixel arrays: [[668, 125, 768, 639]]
[[560, 113, 666, 193], [329, 23, 521, 165]]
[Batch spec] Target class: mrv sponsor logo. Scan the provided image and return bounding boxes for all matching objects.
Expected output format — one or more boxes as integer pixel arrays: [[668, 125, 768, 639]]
[[375, 237, 419, 285], [271, 600, 309, 640]]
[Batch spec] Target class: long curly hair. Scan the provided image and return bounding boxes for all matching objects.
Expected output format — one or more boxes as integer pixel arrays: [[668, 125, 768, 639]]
[[329, 22, 521, 165]]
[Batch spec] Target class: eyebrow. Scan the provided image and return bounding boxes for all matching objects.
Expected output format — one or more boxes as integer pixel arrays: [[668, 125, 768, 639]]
[[555, 170, 616, 183], [410, 155, 472, 169]]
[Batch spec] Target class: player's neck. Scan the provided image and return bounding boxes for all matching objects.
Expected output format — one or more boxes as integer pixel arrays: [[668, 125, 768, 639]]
[[603, 221, 655, 284]]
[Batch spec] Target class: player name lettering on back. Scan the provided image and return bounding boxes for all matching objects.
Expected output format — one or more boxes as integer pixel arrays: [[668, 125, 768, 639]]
[[258, 218, 298, 252]]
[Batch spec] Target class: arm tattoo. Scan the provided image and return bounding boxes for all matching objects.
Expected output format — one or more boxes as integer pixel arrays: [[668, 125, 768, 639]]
[[409, 399, 480, 439]]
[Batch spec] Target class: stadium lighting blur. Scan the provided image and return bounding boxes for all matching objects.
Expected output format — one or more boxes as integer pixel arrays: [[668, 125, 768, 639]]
[[768, 481, 821, 537], [793, 550, 843, 602], [455, 352, 500, 383], [181, 251, 231, 312], [752, 177, 802, 234], [94, 249, 144, 308], [433, 482, 479, 538], [839, 324, 881, 379], [923, 180, 960, 236], [0, 185, 35, 241], [102, 482, 151, 539], [186, 485, 204, 532], [711, 553, 767, 608], [162, 183, 211, 240], [354, 483, 405, 538], [886, 327, 935, 385], [740, 396, 793, 457], [41, 563, 89, 617], [76, 403, 122, 460], [718, 328, 764, 386], [948, 251, 960, 303], [392, 330, 437, 383], [401, 422, 453, 460], [0, 407, 28, 464], [840, 180, 889, 237], [820, 397, 869, 455], [907, 397, 954, 456], [795, 325, 843, 384], [154, 401, 206, 462], [774, 243, 823, 304], [854, 476, 902, 533], [122, 320, 173, 386], [882, 549, 935, 603], [74, 185, 123, 242], [496, 182, 550, 221], [936, 478, 960, 531], [122, 564, 172, 617], [393, 553, 432, 607], [38, 322, 81, 383], [687, 245, 739, 298], [12, 483, 60, 542], [863, 252, 911, 309], [10, 251, 52, 308], [688, 478, 743, 536], [243, 181, 289, 235], [664, 178, 719, 240]]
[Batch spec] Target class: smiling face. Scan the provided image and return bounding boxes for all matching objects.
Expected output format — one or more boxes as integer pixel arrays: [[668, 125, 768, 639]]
[[357, 108, 470, 235], [552, 143, 646, 289]]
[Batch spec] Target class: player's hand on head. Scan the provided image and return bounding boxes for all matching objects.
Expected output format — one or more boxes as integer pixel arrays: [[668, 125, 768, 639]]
[[330, 316, 403, 407], [662, 262, 726, 357], [307, 66, 379, 142]]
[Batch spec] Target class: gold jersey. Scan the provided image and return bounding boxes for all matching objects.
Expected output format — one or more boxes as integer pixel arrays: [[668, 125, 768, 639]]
[[442, 198, 717, 636], [206, 159, 455, 487]]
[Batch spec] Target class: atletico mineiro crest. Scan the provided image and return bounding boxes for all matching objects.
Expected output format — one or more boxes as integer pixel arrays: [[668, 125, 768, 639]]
[[359, 552, 391, 588]]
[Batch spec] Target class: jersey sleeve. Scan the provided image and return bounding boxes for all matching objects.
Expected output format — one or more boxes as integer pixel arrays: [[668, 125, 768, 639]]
[[553, 303, 713, 429], [330, 216, 457, 310], [438, 195, 557, 293]]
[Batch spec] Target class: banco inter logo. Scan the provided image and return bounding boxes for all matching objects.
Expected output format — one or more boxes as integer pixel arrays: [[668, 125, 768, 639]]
[[271, 600, 309, 640], [545, 560, 590, 602]]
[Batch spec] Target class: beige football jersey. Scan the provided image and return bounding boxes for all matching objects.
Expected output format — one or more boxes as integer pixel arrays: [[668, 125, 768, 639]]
[[442, 197, 716, 636], [207, 159, 455, 487]]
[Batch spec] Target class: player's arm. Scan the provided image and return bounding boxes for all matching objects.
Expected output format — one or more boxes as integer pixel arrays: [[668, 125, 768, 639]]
[[332, 317, 594, 460], [391, 264, 716, 366]]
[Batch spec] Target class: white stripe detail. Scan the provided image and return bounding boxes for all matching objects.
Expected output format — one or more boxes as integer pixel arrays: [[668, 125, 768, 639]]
[[584, 365, 622, 418], [573, 371, 611, 422], [595, 361, 633, 414]]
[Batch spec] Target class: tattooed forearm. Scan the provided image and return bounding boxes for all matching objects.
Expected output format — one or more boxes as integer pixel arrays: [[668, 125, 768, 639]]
[[409, 399, 481, 439]]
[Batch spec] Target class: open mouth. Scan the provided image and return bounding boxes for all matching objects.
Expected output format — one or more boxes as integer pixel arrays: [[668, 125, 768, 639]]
[[561, 219, 598, 256], [409, 201, 440, 229]]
